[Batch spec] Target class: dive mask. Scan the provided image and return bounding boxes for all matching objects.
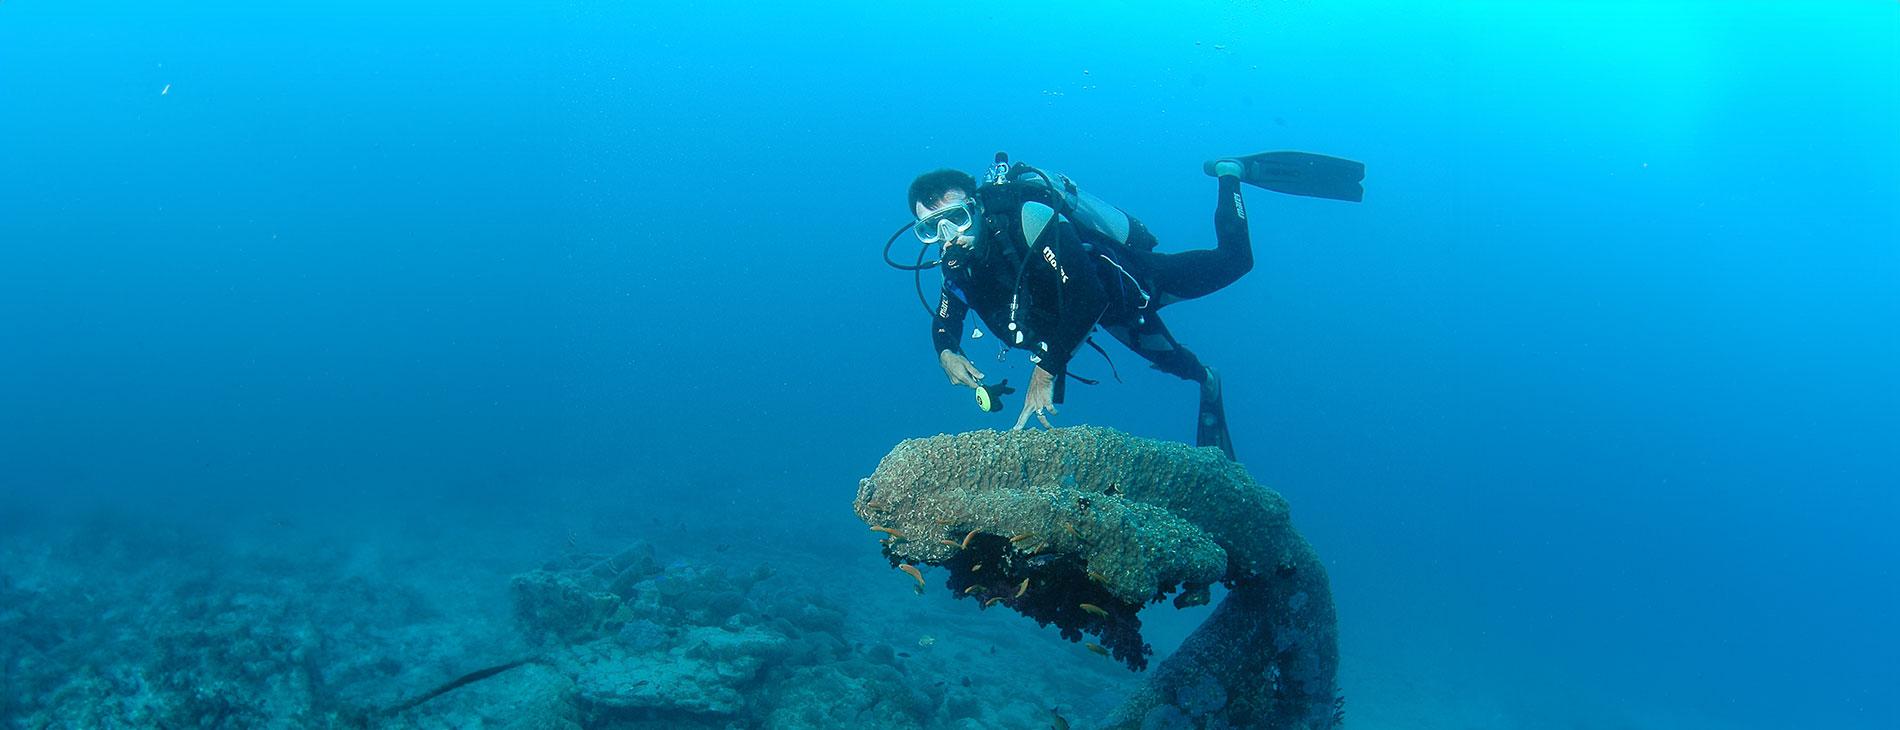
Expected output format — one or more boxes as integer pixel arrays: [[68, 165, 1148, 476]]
[[913, 198, 977, 244]]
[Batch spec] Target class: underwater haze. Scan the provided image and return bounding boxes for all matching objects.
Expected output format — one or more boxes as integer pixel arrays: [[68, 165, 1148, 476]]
[[2, 1, 1896, 728]]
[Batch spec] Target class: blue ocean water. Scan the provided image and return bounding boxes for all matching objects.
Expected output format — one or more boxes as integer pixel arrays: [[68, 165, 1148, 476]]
[[1, 1, 1894, 728]]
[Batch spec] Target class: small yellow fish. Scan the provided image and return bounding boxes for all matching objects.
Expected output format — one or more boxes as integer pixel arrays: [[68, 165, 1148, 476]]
[[1009, 533, 1033, 544], [1086, 570, 1108, 584], [1079, 603, 1110, 619], [1014, 578, 1030, 598], [961, 529, 979, 549], [963, 586, 982, 595], [870, 526, 903, 538], [1050, 706, 1071, 730], [899, 564, 925, 588], [984, 597, 1005, 608], [1084, 642, 1109, 656]]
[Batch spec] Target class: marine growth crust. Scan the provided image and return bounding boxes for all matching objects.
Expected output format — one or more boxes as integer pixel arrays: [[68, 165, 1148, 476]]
[[855, 427, 1342, 729]]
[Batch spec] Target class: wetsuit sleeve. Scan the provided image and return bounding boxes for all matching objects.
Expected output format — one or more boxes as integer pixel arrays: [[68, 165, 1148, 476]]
[[931, 279, 968, 355], [1030, 222, 1108, 400]]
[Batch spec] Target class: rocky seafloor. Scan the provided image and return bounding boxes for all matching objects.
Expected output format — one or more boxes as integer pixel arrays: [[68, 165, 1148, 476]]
[[0, 501, 1161, 729]]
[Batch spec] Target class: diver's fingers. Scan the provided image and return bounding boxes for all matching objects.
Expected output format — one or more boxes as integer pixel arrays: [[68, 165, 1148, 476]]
[[1013, 406, 1032, 431], [969, 365, 986, 381], [1036, 409, 1054, 430]]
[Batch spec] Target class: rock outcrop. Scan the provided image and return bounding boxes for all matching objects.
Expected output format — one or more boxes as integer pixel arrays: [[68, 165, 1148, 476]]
[[855, 427, 1340, 729]]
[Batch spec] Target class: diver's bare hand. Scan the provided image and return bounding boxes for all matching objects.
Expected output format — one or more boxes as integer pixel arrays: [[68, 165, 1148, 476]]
[[1013, 366, 1058, 430], [939, 350, 986, 388]]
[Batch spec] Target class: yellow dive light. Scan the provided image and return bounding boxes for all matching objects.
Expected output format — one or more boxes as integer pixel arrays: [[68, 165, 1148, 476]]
[[973, 380, 1016, 413]]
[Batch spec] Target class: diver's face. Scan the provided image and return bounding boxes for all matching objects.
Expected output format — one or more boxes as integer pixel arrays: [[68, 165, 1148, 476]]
[[914, 190, 979, 254]]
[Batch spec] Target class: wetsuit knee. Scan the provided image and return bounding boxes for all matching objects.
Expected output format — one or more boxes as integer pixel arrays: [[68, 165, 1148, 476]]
[[1148, 345, 1206, 382], [1105, 318, 1206, 382], [1228, 245, 1254, 278]]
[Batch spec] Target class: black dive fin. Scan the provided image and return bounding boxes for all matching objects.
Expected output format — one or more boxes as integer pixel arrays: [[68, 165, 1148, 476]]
[[1196, 375, 1237, 461], [1204, 150, 1366, 203]]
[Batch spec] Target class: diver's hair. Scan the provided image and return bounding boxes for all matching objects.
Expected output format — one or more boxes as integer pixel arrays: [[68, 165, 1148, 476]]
[[908, 169, 977, 215]]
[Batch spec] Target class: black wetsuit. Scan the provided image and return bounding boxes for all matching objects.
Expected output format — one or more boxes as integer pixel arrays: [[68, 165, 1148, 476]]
[[932, 175, 1252, 398]]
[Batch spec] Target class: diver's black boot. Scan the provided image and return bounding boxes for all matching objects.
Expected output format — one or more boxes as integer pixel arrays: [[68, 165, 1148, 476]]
[[1196, 366, 1237, 461]]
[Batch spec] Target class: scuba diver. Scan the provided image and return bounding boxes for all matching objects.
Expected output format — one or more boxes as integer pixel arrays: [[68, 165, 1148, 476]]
[[894, 151, 1364, 460]]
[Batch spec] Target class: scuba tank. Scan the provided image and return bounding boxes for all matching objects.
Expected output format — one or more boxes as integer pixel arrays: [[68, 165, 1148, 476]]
[[978, 152, 1151, 254]]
